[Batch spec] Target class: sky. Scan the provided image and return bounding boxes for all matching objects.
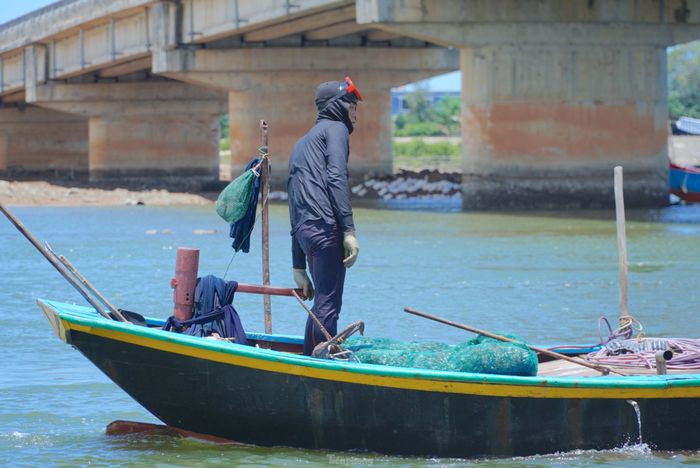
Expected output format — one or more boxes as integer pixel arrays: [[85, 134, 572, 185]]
[[0, 0, 462, 92], [0, 1, 57, 25]]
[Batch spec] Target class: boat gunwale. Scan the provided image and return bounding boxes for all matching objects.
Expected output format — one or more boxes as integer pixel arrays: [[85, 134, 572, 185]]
[[670, 162, 700, 175], [41, 299, 700, 392]]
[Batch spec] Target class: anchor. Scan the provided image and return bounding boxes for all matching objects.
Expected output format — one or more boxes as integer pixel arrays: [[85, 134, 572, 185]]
[[312, 320, 365, 362]]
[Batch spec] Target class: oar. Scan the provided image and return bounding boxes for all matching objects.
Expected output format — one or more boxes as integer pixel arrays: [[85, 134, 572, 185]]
[[0, 204, 121, 321], [404, 307, 625, 376], [292, 290, 333, 341], [44, 243, 128, 322]]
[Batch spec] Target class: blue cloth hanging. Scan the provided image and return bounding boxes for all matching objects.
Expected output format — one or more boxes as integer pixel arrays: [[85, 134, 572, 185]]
[[163, 275, 248, 345], [229, 158, 261, 253]]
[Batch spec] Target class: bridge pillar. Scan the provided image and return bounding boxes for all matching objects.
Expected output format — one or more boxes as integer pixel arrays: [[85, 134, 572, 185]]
[[26, 82, 226, 182], [457, 43, 669, 209], [358, 0, 700, 208], [227, 78, 393, 188], [154, 47, 458, 188], [0, 106, 87, 177]]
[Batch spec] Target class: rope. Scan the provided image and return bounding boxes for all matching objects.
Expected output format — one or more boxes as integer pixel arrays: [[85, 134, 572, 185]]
[[549, 313, 700, 370], [587, 338, 700, 370], [547, 315, 642, 352], [251, 146, 269, 176]]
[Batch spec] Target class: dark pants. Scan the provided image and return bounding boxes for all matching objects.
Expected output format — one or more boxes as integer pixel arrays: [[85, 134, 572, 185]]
[[295, 221, 346, 356]]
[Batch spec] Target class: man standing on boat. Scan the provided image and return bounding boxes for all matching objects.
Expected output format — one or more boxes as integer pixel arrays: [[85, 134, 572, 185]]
[[287, 76, 362, 356]]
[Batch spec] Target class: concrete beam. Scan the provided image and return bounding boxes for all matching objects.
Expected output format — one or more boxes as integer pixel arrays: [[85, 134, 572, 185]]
[[153, 47, 459, 89], [368, 22, 700, 48], [97, 56, 152, 78], [366, 29, 402, 42], [243, 4, 356, 42], [357, 0, 700, 25], [357, 0, 700, 47], [27, 81, 227, 117], [305, 21, 371, 40]]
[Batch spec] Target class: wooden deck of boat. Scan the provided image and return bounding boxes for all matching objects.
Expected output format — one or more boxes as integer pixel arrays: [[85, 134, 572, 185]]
[[537, 359, 700, 377]]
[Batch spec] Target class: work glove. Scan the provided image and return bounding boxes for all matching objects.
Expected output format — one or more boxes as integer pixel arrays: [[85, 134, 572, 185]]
[[343, 231, 360, 268], [293, 268, 314, 300]]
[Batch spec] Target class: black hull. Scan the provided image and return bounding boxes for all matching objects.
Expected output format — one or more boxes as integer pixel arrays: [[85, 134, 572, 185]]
[[70, 330, 700, 457]]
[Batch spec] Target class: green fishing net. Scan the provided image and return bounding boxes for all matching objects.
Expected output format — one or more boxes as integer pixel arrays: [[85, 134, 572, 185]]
[[345, 334, 538, 376], [215, 169, 257, 223]]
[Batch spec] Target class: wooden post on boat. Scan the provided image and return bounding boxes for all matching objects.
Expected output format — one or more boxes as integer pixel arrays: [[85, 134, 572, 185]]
[[171, 248, 199, 322], [260, 120, 272, 334], [613, 166, 630, 325]]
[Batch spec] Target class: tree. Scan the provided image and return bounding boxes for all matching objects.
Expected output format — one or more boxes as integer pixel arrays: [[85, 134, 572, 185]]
[[668, 41, 700, 120], [220, 113, 230, 139], [432, 96, 461, 136], [403, 87, 434, 123], [393, 87, 461, 137]]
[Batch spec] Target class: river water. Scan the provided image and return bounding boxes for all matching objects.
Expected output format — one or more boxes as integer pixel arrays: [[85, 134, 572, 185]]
[[1, 203, 699, 466]]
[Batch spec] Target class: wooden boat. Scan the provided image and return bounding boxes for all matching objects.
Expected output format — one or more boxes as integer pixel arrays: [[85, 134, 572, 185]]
[[37, 298, 700, 457], [670, 162, 700, 203]]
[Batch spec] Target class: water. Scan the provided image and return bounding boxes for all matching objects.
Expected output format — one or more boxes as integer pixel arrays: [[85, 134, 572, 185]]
[[1, 203, 700, 466], [626, 400, 643, 446]]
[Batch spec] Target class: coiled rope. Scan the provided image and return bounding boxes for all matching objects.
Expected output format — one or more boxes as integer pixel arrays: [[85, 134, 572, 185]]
[[551, 314, 700, 370]]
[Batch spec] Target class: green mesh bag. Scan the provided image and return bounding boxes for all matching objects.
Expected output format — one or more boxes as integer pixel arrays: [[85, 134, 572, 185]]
[[449, 340, 538, 376], [215, 169, 257, 223], [345, 334, 538, 376]]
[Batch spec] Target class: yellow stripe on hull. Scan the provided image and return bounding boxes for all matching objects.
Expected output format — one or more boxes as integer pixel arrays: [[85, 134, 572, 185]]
[[64, 320, 700, 400]]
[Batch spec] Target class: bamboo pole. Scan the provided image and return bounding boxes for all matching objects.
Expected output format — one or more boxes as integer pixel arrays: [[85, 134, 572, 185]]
[[403, 307, 624, 376], [49, 247, 128, 322], [0, 204, 120, 321], [260, 120, 272, 334], [613, 166, 630, 324]]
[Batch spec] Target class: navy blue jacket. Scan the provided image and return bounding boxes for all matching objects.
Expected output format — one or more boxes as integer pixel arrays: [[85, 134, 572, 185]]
[[287, 100, 356, 269]]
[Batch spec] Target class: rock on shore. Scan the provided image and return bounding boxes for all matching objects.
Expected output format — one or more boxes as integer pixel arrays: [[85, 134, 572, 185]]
[[352, 169, 461, 200]]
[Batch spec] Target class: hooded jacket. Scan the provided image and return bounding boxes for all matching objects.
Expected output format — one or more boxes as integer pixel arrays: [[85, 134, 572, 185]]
[[287, 99, 356, 269]]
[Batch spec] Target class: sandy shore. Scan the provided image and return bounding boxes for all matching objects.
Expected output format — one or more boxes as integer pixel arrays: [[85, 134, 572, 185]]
[[0, 180, 214, 206]]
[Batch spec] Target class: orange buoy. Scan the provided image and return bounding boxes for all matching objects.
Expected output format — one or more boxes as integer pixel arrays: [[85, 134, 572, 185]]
[[171, 247, 199, 321]]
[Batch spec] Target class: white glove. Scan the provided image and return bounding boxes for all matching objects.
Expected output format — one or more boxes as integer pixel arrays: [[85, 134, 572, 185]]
[[293, 268, 314, 300], [343, 232, 359, 268]]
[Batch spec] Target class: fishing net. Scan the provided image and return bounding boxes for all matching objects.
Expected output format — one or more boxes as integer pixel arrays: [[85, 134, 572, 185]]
[[345, 334, 538, 376], [216, 169, 257, 223]]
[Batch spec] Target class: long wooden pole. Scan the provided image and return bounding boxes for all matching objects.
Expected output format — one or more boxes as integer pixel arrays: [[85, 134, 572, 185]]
[[0, 204, 121, 322], [48, 247, 128, 322], [403, 307, 624, 376], [260, 120, 272, 334], [613, 166, 630, 324], [237, 283, 303, 297], [293, 290, 333, 341]]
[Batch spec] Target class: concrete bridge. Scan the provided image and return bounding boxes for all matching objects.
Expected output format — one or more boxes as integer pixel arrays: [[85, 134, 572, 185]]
[[1, 0, 699, 208]]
